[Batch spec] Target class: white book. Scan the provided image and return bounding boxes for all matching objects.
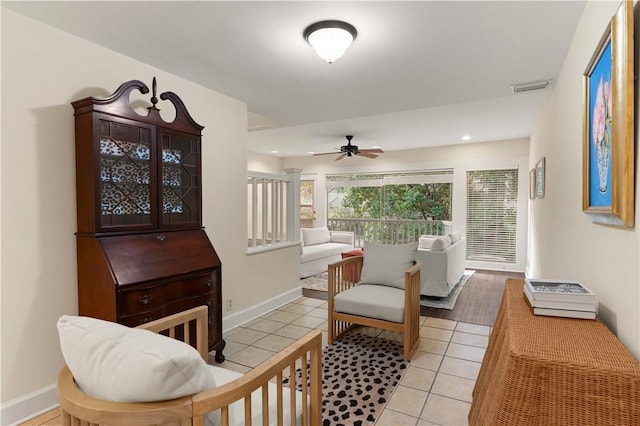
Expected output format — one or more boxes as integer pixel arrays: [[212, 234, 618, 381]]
[[525, 278, 596, 304], [532, 306, 596, 320], [524, 285, 596, 312]]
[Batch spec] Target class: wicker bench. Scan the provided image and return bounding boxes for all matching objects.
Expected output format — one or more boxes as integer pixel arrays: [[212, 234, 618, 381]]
[[469, 279, 640, 425]]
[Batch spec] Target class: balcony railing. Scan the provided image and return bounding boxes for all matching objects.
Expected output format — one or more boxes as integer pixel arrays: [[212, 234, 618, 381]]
[[328, 218, 452, 247]]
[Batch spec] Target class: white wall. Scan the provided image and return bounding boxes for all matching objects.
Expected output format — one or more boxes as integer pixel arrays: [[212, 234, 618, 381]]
[[248, 151, 283, 173], [281, 138, 530, 271], [1, 9, 300, 420], [528, 1, 640, 357]]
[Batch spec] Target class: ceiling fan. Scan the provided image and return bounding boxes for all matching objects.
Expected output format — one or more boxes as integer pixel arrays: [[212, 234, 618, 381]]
[[313, 135, 384, 161]]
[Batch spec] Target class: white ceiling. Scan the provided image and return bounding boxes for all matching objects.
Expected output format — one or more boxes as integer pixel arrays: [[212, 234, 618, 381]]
[[4, 1, 586, 157]]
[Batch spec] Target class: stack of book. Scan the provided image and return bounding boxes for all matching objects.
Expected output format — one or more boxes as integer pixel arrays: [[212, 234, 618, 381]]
[[524, 278, 597, 319]]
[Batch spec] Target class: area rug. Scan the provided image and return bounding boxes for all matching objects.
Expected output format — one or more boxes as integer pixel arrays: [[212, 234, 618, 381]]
[[300, 272, 329, 291], [420, 270, 475, 310], [285, 331, 408, 426]]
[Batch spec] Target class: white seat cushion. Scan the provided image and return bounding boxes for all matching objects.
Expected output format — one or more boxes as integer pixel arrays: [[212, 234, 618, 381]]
[[300, 242, 350, 263], [205, 365, 305, 426], [334, 284, 405, 323]]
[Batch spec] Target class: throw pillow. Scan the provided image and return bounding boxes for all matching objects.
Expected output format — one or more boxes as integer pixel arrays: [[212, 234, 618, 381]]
[[57, 315, 215, 403], [448, 231, 463, 243], [430, 236, 452, 251], [418, 235, 438, 250], [301, 227, 331, 246], [330, 231, 353, 245], [359, 241, 418, 289]]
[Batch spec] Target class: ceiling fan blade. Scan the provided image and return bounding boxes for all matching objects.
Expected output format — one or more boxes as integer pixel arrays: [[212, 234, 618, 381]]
[[356, 151, 379, 159], [313, 152, 341, 156], [334, 153, 347, 161], [359, 148, 384, 154]]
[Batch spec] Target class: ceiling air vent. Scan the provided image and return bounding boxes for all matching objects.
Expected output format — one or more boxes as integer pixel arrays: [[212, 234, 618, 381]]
[[510, 79, 552, 93]]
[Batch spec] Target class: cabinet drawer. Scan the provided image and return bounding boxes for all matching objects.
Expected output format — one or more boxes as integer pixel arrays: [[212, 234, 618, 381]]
[[118, 286, 167, 314], [117, 272, 216, 315], [118, 307, 167, 328], [169, 273, 218, 299], [165, 294, 216, 318]]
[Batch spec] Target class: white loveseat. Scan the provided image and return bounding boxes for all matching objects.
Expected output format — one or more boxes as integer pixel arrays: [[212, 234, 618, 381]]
[[414, 231, 466, 297], [300, 227, 354, 278]]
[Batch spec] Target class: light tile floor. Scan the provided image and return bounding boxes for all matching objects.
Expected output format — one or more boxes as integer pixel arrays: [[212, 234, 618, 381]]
[[219, 296, 491, 426], [22, 295, 490, 426]]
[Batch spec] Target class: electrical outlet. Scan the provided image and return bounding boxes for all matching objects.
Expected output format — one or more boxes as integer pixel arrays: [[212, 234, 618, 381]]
[[226, 298, 233, 311]]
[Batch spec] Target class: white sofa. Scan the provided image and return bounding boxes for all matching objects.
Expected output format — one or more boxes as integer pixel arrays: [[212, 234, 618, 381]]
[[414, 232, 466, 297], [300, 227, 355, 278]]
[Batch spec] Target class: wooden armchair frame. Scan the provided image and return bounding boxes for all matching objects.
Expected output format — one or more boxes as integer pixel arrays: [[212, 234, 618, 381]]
[[57, 306, 323, 426], [327, 256, 421, 361]]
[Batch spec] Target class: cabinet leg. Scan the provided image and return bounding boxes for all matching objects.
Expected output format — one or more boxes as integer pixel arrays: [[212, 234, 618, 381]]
[[213, 339, 226, 363]]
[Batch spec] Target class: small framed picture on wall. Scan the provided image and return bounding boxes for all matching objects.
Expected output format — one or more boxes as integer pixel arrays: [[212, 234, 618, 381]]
[[536, 157, 545, 199], [529, 168, 536, 200]]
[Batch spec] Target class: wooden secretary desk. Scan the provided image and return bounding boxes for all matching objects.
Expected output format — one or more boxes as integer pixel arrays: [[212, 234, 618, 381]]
[[72, 78, 225, 362]]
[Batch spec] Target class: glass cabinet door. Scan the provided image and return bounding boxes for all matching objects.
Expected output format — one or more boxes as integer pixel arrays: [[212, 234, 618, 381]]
[[98, 118, 157, 231], [159, 130, 201, 228]]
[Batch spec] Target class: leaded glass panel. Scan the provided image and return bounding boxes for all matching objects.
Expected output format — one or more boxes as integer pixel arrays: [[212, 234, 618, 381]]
[[99, 121, 154, 228], [160, 133, 200, 226]]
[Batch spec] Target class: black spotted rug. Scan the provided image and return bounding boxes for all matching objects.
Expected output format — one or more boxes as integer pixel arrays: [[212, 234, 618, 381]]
[[285, 331, 408, 426]]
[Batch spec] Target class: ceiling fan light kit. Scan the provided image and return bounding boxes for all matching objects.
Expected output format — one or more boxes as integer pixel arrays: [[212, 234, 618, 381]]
[[303, 20, 357, 63], [313, 135, 384, 160]]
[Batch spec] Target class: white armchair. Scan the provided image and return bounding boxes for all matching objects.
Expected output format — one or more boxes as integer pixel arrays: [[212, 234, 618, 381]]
[[414, 232, 466, 297]]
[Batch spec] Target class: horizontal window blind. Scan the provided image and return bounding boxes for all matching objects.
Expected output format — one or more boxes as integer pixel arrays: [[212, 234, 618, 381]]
[[466, 169, 518, 263], [326, 169, 453, 189]]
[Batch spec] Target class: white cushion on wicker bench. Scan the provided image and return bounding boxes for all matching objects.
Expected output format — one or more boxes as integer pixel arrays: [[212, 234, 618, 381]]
[[57, 315, 215, 403], [334, 284, 405, 323]]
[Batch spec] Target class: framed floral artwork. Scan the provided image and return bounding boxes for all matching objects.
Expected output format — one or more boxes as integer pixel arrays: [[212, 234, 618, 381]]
[[582, 0, 634, 227]]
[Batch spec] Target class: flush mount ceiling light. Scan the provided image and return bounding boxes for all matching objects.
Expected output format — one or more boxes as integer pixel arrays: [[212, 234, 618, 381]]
[[510, 79, 552, 93], [303, 20, 357, 63]]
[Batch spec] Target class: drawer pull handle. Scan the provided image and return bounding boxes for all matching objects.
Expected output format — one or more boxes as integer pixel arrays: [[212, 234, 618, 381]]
[[205, 280, 212, 288], [206, 299, 212, 307], [156, 234, 167, 241], [139, 294, 153, 305], [208, 318, 212, 326], [139, 317, 153, 325]]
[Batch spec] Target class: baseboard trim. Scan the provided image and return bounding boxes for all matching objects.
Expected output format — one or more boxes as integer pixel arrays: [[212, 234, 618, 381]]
[[0, 383, 58, 426], [223, 287, 302, 332], [1, 287, 303, 424]]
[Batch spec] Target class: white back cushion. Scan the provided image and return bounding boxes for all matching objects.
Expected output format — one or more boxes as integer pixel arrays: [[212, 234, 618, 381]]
[[430, 235, 452, 251], [302, 227, 331, 246], [418, 235, 438, 250], [448, 231, 463, 243], [57, 315, 215, 402], [360, 241, 418, 289]]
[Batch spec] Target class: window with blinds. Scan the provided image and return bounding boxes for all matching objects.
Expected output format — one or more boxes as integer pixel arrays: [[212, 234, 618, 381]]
[[326, 169, 453, 220], [466, 169, 518, 263]]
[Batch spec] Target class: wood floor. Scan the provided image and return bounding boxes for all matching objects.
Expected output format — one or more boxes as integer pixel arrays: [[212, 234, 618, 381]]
[[420, 269, 524, 326], [304, 268, 525, 327]]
